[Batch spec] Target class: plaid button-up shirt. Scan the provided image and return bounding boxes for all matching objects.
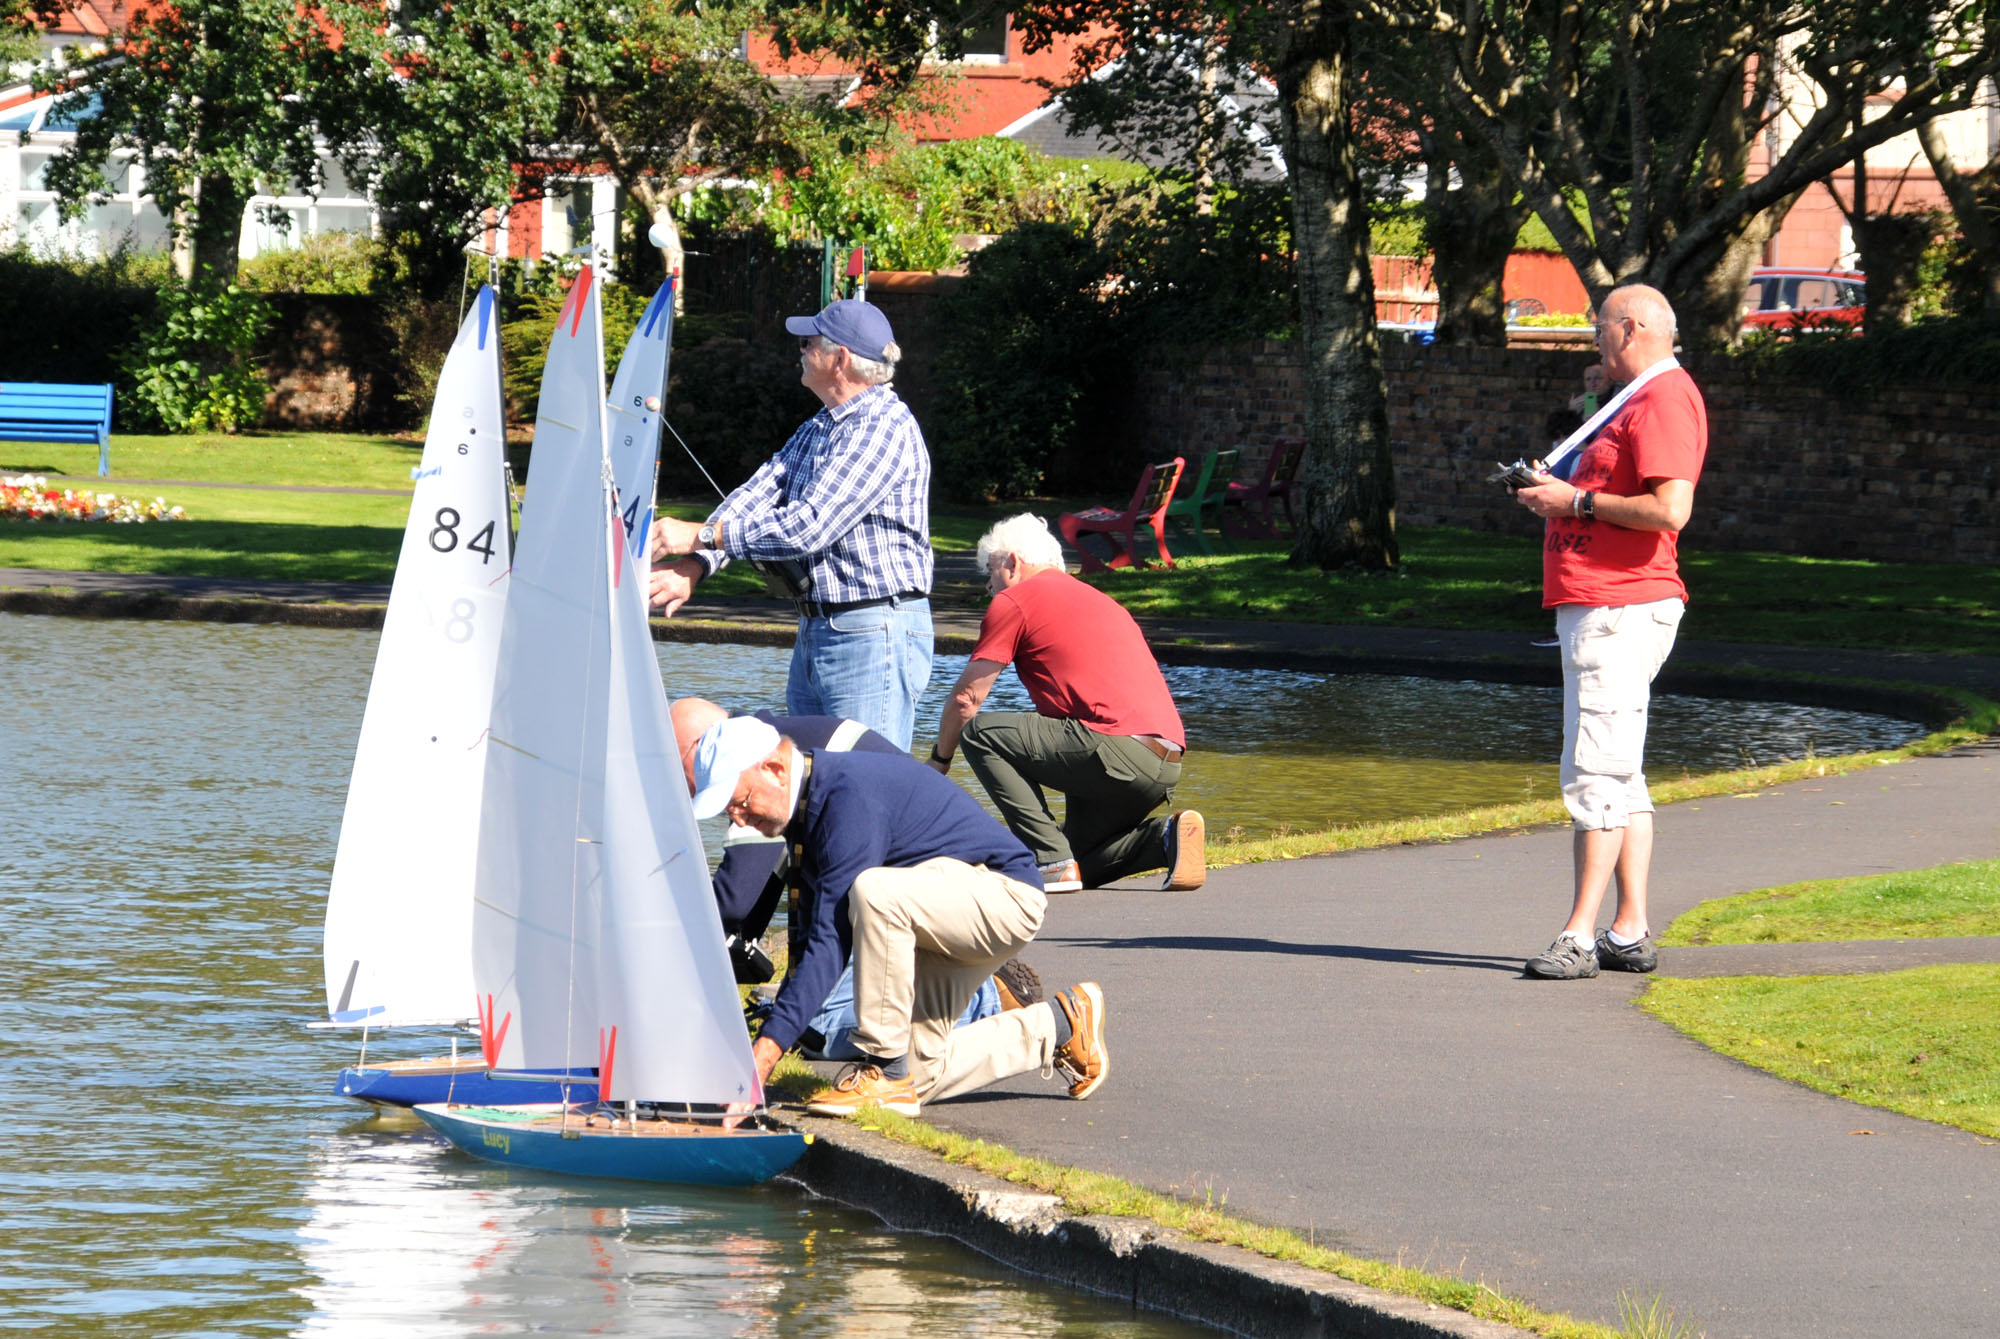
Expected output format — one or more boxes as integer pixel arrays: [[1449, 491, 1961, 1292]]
[[709, 384, 932, 605]]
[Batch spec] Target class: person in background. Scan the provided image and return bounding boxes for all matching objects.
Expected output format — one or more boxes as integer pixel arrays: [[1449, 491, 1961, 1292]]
[[928, 514, 1204, 894], [647, 299, 934, 750], [1512, 284, 1708, 980]]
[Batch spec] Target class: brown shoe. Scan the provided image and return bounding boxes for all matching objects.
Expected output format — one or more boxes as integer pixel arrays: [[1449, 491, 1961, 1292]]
[[992, 957, 1043, 1011], [1053, 982, 1109, 1099], [1163, 810, 1206, 890], [1038, 858, 1082, 893], [804, 1062, 921, 1118]]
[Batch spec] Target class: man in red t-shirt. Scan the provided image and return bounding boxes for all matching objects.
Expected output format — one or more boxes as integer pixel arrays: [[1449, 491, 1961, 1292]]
[[925, 514, 1204, 893], [1513, 283, 1708, 981]]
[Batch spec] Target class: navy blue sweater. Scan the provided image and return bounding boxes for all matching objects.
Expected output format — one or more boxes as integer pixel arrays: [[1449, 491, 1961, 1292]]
[[761, 749, 1042, 1053], [711, 712, 900, 935]]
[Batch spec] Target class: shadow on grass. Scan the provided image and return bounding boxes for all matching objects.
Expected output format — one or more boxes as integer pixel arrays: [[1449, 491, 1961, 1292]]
[[0, 518, 404, 584]]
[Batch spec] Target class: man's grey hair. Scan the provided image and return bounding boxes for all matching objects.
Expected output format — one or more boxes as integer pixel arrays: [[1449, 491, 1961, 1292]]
[[977, 513, 1066, 571], [813, 333, 899, 385]]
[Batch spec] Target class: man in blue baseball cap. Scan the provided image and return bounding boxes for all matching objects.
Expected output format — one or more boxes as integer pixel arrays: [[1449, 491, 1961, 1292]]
[[647, 296, 935, 751]]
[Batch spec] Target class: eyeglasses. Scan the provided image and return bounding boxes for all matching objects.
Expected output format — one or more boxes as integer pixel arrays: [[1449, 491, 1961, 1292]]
[[798, 337, 817, 352]]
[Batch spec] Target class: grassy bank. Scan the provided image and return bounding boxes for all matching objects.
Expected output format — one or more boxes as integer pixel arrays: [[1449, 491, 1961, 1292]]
[[1662, 858, 2000, 945], [1641, 856, 2000, 1140]]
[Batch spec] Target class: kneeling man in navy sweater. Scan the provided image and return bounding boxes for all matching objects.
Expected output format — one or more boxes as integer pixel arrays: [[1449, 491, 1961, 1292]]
[[688, 716, 1109, 1117]]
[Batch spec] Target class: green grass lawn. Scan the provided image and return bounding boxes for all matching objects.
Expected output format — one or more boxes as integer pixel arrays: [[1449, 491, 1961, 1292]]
[[1645, 857, 2000, 1139], [0, 489, 411, 583], [1662, 858, 2000, 945], [3, 431, 427, 490], [1642, 966, 2000, 1138], [1058, 528, 2000, 654]]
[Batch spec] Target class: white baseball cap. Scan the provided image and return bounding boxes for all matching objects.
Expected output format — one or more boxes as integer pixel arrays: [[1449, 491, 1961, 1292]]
[[689, 717, 783, 819]]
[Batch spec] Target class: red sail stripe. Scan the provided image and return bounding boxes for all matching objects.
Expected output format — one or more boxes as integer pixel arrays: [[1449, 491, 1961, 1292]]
[[569, 267, 594, 338], [597, 1026, 618, 1103]]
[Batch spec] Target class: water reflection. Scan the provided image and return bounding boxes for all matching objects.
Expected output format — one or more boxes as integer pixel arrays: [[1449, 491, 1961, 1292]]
[[0, 613, 1208, 1338]]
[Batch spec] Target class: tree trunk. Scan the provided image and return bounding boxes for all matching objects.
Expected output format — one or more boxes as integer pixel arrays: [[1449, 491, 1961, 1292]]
[[1276, 1, 1397, 571], [1647, 201, 1792, 350], [1916, 118, 2000, 317], [188, 173, 247, 285], [1854, 213, 1935, 332], [1428, 154, 1527, 347]]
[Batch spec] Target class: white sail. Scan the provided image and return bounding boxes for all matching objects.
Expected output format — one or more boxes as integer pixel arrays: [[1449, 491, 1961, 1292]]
[[596, 481, 763, 1105], [605, 278, 675, 562], [472, 269, 612, 1072], [323, 285, 510, 1027]]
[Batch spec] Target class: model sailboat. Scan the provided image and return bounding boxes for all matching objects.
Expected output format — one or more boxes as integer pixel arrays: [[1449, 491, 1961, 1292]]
[[415, 269, 807, 1185], [322, 281, 684, 1107], [320, 285, 559, 1105]]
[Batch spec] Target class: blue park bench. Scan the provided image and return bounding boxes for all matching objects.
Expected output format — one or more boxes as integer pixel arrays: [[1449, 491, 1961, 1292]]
[[0, 381, 115, 478]]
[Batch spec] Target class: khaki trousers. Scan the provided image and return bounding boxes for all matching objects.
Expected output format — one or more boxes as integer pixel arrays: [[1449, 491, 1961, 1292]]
[[848, 857, 1053, 1104]]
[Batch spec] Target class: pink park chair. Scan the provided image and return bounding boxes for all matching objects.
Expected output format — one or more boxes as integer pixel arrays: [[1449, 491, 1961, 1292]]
[[1057, 457, 1187, 573], [1223, 437, 1306, 539]]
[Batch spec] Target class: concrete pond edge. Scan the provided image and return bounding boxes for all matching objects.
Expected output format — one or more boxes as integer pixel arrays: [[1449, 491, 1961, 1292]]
[[783, 1114, 1534, 1339]]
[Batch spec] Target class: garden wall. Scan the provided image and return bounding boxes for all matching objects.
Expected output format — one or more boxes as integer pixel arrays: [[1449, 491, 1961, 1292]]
[[1127, 340, 2000, 564]]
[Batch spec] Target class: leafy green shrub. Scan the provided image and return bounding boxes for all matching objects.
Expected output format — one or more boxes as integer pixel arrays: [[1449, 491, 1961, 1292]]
[[929, 223, 1125, 500], [380, 292, 463, 422], [500, 279, 654, 414], [928, 180, 1294, 501], [1721, 311, 2000, 395], [116, 283, 274, 432], [0, 248, 161, 386], [687, 136, 1142, 272], [661, 337, 818, 495], [237, 232, 383, 294]]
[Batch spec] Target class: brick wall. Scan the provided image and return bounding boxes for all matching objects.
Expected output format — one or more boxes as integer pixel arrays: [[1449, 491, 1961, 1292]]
[[1127, 340, 2000, 564]]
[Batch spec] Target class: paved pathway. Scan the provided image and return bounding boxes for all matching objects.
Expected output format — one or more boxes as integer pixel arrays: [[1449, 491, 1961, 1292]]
[[916, 744, 2000, 1339]]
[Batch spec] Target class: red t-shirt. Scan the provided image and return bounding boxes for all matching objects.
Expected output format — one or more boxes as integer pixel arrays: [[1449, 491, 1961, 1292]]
[[1543, 366, 1708, 608], [969, 569, 1185, 747]]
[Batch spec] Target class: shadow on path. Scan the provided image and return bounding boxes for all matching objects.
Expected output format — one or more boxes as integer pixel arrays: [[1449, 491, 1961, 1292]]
[[1043, 933, 1524, 973]]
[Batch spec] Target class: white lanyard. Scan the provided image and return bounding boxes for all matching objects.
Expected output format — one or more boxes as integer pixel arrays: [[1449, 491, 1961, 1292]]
[[1543, 356, 1681, 473]]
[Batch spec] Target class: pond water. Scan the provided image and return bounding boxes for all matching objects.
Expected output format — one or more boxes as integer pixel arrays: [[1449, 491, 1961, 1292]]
[[0, 613, 1212, 1338], [683, 640, 1924, 840]]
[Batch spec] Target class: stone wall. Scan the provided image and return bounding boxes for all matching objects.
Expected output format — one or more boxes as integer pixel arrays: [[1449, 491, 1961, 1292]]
[[1128, 340, 2000, 564]]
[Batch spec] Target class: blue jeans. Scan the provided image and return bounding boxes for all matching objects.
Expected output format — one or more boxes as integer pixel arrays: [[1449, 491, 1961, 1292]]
[[805, 961, 999, 1061], [787, 596, 933, 752]]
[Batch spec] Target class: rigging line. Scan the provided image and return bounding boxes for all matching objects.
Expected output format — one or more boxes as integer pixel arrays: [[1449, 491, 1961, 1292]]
[[659, 415, 728, 501]]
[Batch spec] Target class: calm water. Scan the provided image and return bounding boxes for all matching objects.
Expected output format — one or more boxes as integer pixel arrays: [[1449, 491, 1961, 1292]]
[[0, 613, 1211, 1338]]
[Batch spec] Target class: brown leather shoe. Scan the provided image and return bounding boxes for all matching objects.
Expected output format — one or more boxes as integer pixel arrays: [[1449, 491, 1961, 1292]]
[[1053, 982, 1109, 1099], [804, 1062, 921, 1118], [993, 957, 1043, 1011], [1163, 810, 1206, 890]]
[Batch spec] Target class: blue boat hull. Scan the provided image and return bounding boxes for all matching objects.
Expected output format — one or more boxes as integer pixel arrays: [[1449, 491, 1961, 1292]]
[[414, 1103, 809, 1186], [335, 1056, 584, 1108]]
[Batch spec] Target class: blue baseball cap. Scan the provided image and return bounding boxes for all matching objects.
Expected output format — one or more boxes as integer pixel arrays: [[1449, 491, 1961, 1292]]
[[785, 299, 897, 362]]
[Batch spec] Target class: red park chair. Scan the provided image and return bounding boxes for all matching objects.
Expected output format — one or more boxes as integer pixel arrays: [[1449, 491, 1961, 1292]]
[[1223, 436, 1306, 539], [1057, 457, 1187, 573]]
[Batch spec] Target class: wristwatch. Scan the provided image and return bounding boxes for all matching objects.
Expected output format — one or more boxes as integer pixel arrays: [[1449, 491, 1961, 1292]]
[[697, 521, 718, 549]]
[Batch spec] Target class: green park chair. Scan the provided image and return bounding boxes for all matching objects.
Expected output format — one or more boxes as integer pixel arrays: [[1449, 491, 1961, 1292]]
[[1163, 447, 1239, 556]]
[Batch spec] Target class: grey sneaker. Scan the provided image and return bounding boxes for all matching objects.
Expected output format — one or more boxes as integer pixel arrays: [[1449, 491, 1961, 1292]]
[[1525, 935, 1601, 980], [1596, 930, 1658, 973]]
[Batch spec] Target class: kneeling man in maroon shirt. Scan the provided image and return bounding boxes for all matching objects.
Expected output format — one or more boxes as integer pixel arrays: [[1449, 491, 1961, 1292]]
[[927, 514, 1204, 893]]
